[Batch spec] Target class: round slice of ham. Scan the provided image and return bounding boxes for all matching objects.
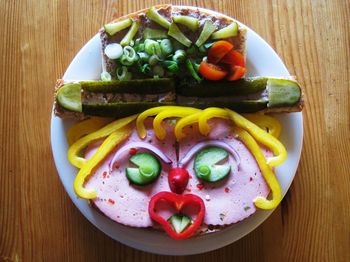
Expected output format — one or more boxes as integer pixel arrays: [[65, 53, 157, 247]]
[[178, 119, 271, 226], [84, 118, 271, 228], [84, 120, 176, 227]]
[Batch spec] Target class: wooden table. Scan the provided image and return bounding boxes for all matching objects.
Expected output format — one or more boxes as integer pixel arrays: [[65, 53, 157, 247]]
[[1, 0, 349, 261]]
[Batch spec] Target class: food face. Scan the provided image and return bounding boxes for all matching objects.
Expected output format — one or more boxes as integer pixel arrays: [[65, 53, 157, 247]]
[[69, 107, 285, 239]]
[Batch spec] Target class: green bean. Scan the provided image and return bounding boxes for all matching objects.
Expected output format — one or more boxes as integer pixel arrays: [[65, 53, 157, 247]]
[[160, 39, 173, 56]]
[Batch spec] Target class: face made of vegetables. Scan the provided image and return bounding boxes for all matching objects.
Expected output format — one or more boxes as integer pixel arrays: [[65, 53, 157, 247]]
[[69, 106, 286, 239]]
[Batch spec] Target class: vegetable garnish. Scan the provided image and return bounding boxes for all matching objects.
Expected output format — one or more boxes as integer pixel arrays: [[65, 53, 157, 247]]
[[68, 114, 137, 168], [232, 127, 282, 209], [126, 152, 161, 185], [149, 192, 205, 240], [74, 126, 132, 199], [174, 111, 202, 141], [168, 167, 190, 194], [220, 50, 245, 66], [168, 214, 191, 233], [243, 114, 282, 138], [146, 6, 171, 29], [67, 117, 113, 145], [208, 40, 234, 64], [172, 15, 199, 31], [104, 18, 132, 36], [226, 65, 246, 81], [199, 61, 227, 80]]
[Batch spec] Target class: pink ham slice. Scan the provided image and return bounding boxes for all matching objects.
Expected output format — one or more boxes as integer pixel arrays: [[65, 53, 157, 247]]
[[84, 120, 176, 227], [178, 118, 271, 226], [84, 118, 272, 228]]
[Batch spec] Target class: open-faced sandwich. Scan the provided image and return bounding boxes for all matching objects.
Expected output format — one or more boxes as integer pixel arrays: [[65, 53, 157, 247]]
[[53, 5, 304, 240]]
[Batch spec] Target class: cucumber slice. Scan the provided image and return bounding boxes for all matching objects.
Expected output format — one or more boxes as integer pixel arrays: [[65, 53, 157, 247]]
[[143, 28, 168, 39], [194, 146, 231, 182], [56, 83, 82, 112], [211, 22, 238, 40], [173, 16, 199, 31], [120, 21, 140, 46], [168, 214, 191, 233], [104, 18, 133, 36], [126, 152, 161, 185], [146, 7, 171, 29], [195, 20, 218, 47], [168, 23, 192, 47]]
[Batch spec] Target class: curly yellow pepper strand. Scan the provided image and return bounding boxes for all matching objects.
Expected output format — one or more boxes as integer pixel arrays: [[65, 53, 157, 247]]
[[67, 114, 137, 168], [233, 126, 282, 209], [74, 126, 132, 199], [225, 109, 287, 167], [198, 107, 230, 136], [174, 112, 202, 141], [243, 114, 281, 138], [67, 117, 113, 145], [136, 106, 179, 139], [153, 107, 201, 140]]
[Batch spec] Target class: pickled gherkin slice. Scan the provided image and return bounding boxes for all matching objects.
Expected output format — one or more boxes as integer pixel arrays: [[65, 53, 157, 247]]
[[56, 83, 82, 112], [267, 78, 301, 107]]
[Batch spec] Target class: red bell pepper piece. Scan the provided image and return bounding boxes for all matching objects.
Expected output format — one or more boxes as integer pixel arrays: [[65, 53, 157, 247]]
[[148, 191, 205, 240]]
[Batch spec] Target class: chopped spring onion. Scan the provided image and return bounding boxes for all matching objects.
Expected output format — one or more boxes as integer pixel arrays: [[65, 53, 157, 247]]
[[149, 54, 161, 66], [186, 59, 201, 82], [100, 71, 112, 81], [104, 43, 123, 59], [163, 60, 179, 73], [172, 49, 186, 63], [160, 39, 173, 56], [144, 39, 163, 57], [120, 55, 134, 66], [152, 65, 165, 77], [195, 20, 218, 47], [116, 66, 132, 80], [139, 63, 150, 74], [137, 52, 150, 62], [123, 46, 138, 63], [120, 21, 140, 46]]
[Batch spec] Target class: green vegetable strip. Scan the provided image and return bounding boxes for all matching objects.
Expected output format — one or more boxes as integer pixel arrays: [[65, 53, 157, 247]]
[[195, 20, 217, 47], [120, 21, 140, 46], [146, 7, 171, 29], [168, 23, 192, 47]]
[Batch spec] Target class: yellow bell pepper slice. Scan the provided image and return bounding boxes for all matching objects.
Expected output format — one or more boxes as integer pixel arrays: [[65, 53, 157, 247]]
[[67, 117, 113, 145], [198, 107, 229, 136], [67, 114, 137, 168], [225, 109, 287, 167], [233, 126, 282, 209], [136, 106, 178, 139], [174, 111, 202, 141], [243, 114, 281, 138], [153, 107, 201, 140], [74, 126, 132, 199]]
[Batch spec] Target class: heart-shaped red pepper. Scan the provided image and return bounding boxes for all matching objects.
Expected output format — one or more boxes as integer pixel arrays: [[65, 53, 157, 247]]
[[148, 191, 205, 240]]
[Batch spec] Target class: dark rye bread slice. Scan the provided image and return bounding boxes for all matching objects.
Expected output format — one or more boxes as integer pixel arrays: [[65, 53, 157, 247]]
[[101, 5, 247, 77]]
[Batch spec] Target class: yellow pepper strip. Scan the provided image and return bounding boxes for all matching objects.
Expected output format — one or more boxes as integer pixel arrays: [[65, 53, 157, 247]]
[[174, 112, 202, 141], [153, 107, 201, 140], [136, 106, 179, 139], [233, 126, 282, 209], [67, 114, 137, 168], [243, 114, 281, 138], [198, 107, 230, 136], [74, 126, 132, 199], [67, 117, 113, 146], [225, 109, 287, 167]]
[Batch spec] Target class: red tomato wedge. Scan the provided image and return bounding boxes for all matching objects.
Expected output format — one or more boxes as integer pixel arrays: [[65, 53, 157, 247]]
[[199, 61, 228, 80], [207, 41, 234, 64], [226, 65, 246, 81], [220, 50, 245, 67]]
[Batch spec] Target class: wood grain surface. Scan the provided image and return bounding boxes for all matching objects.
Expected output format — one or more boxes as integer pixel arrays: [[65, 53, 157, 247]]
[[0, 0, 349, 261]]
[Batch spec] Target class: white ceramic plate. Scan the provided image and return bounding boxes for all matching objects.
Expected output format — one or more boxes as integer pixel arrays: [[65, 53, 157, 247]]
[[51, 8, 303, 255]]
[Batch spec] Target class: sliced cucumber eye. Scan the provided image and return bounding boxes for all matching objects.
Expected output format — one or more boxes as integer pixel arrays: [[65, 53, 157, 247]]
[[126, 152, 161, 185], [194, 146, 231, 182]]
